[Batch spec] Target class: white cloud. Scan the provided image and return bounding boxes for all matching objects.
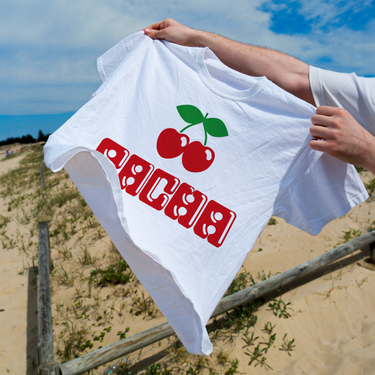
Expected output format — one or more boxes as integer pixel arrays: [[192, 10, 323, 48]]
[[0, 0, 374, 115]]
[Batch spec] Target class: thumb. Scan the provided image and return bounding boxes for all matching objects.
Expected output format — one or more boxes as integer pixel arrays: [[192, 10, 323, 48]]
[[144, 27, 168, 40]]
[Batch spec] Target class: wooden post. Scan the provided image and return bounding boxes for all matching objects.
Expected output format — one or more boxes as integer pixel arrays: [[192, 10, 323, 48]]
[[38, 363, 61, 375], [369, 240, 375, 264], [59, 231, 375, 375], [40, 159, 45, 190], [38, 222, 60, 374]]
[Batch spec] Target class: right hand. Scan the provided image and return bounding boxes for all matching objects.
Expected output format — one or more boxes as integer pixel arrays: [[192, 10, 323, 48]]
[[142, 19, 200, 47], [309, 106, 375, 174]]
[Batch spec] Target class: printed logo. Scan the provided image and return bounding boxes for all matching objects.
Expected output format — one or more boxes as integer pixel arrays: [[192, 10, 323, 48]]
[[157, 105, 229, 172], [97, 138, 236, 248]]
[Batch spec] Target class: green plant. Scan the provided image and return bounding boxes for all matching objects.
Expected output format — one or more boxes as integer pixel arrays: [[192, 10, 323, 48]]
[[255, 357, 273, 370], [263, 321, 276, 335], [241, 332, 259, 348], [58, 246, 72, 260], [225, 270, 255, 296], [341, 228, 362, 243], [280, 333, 296, 355], [368, 220, 375, 232], [131, 291, 158, 317], [55, 266, 74, 286], [212, 301, 259, 335], [89, 260, 133, 286], [144, 363, 176, 375], [117, 327, 130, 340], [365, 178, 375, 197], [356, 277, 368, 288], [0, 214, 10, 229], [245, 344, 266, 365], [268, 295, 293, 318], [262, 333, 276, 352], [56, 323, 92, 361], [257, 270, 274, 281], [185, 363, 200, 375], [217, 349, 229, 366], [224, 359, 239, 375], [76, 246, 97, 266], [267, 217, 277, 225], [355, 166, 367, 173]]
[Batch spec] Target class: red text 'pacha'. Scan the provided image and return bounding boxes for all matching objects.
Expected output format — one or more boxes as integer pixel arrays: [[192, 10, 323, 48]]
[[96, 138, 236, 247]]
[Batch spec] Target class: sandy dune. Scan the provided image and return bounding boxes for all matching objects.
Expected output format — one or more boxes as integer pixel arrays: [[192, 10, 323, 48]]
[[1, 147, 374, 375]]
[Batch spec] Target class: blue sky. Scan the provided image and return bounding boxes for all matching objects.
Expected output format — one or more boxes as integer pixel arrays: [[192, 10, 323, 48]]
[[1, 0, 374, 141]]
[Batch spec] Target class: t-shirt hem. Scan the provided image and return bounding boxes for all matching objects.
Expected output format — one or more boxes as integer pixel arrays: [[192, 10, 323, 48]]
[[46, 145, 212, 355], [305, 190, 368, 236]]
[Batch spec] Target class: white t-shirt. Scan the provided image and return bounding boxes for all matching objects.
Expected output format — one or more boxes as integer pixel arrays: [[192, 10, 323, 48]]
[[309, 66, 375, 135], [44, 32, 368, 355]]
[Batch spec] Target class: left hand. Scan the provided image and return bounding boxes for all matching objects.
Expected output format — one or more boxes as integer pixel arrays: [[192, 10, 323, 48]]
[[309, 106, 375, 174], [142, 19, 200, 47]]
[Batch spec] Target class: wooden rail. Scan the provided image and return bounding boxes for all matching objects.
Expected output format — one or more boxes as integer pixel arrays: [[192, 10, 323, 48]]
[[37, 153, 60, 374], [38, 222, 60, 374], [60, 231, 375, 375]]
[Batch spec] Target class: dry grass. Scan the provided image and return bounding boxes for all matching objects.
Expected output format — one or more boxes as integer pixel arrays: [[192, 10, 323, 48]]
[[6, 144, 359, 374]]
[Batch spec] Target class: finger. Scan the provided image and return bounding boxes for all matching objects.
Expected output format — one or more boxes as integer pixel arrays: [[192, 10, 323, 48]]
[[310, 124, 332, 139], [316, 106, 336, 116], [311, 114, 333, 127], [308, 139, 331, 153], [144, 27, 169, 40]]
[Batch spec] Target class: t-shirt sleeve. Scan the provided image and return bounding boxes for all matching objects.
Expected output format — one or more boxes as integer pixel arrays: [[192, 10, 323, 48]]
[[309, 66, 375, 135], [97, 31, 147, 82], [272, 143, 368, 235]]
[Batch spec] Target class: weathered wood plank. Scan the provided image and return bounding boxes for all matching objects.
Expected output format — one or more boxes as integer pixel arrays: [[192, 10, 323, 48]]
[[61, 322, 174, 375], [38, 222, 55, 366], [370, 242, 375, 264], [212, 231, 375, 316], [60, 231, 375, 375]]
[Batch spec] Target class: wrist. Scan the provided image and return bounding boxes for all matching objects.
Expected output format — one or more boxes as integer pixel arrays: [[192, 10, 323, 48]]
[[362, 133, 375, 176], [188, 29, 213, 48]]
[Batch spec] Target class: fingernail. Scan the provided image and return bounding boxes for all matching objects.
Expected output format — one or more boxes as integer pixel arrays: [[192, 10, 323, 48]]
[[144, 28, 151, 35]]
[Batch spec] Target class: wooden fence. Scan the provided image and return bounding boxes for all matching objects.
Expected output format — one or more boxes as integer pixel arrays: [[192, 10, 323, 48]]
[[37, 160, 60, 374], [38, 221, 61, 375], [36, 149, 375, 375], [37, 222, 375, 374]]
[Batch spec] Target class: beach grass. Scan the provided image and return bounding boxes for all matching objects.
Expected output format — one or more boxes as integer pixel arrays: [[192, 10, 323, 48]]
[[2, 144, 375, 374]]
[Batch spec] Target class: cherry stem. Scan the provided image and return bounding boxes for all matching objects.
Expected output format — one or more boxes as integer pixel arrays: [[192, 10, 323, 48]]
[[203, 113, 208, 146], [180, 113, 209, 145], [179, 123, 196, 133]]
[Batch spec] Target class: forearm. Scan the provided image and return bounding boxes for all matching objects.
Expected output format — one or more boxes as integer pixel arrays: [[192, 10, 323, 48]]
[[144, 19, 315, 105], [189, 30, 314, 105]]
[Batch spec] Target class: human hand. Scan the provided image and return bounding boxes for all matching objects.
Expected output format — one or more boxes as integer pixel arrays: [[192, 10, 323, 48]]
[[309, 106, 375, 174], [143, 19, 201, 47]]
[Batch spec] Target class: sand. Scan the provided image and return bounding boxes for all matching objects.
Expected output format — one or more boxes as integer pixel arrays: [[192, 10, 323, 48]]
[[1, 146, 374, 375]]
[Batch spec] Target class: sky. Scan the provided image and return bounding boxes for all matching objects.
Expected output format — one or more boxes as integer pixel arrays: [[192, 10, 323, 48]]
[[1, 0, 374, 141]]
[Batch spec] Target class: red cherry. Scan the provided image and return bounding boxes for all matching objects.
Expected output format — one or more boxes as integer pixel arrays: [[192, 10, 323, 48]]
[[157, 128, 190, 159], [182, 141, 215, 172]]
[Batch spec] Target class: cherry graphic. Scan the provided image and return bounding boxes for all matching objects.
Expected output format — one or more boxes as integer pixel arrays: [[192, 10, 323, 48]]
[[156, 105, 228, 173], [182, 141, 215, 173], [157, 128, 190, 159]]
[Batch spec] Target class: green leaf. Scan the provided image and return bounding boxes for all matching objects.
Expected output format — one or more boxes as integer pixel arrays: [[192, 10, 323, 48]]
[[203, 118, 229, 137], [177, 105, 204, 124]]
